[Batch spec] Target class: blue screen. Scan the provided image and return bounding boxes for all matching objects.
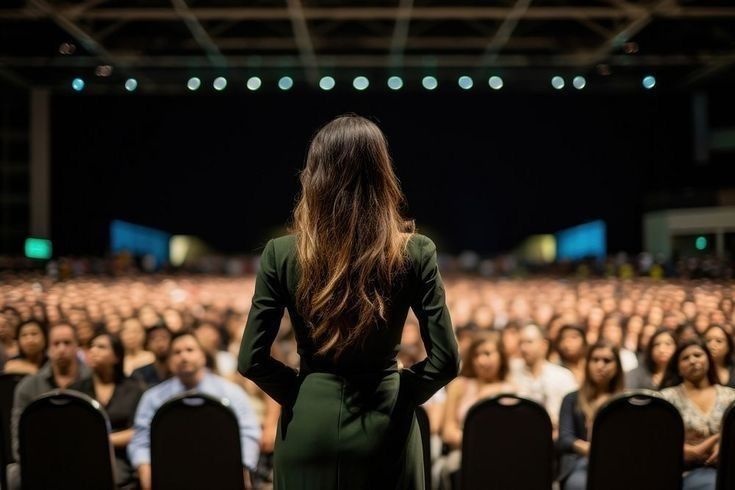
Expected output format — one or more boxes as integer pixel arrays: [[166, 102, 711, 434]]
[[110, 220, 170, 266], [555, 220, 606, 260]]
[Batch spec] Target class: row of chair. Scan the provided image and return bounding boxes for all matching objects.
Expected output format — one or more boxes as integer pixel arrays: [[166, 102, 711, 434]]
[[417, 391, 735, 490]]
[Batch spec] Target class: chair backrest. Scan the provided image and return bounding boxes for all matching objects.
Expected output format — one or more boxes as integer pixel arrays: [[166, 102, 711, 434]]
[[716, 400, 735, 490], [151, 392, 244, 490], [19, 389, 115, 490], [461, 394, 553, 490], [0, 373, 26, 489], [587, 391, 683, 490], [415, 405, 432, 490]]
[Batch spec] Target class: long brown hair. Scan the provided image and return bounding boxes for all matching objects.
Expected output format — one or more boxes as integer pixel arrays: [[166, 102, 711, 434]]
[[290, 114, 415, 358], [578, 341, 625, 420], [459, 331, 509, 381]]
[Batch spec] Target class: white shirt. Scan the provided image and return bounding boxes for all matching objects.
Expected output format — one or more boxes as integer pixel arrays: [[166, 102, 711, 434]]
[[510, 358, 578, 427]]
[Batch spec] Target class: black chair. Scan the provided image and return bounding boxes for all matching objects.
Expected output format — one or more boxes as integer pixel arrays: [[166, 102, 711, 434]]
[[587, 391, 683, 490], [415, 405, 432, 490], [461, 394, 553, 490], [151, 392, 245, 490], [716, 400, 735, 490], [0, 373, 26, 490], [19, 389, 115, 490]]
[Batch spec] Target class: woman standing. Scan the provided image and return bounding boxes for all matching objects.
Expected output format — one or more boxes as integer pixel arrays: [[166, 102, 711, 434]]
[[238, 114, 459, 490]]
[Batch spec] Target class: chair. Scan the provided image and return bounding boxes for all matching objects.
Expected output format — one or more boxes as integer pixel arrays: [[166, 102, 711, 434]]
[[587, 391, 683, 490], [19, 389, 115, 490], [0, 373, 26, 490], [415, 405, 432, 490], [151, 392, 244, 490], [460, 394, 553, 490], [716, 400, 735, 490]]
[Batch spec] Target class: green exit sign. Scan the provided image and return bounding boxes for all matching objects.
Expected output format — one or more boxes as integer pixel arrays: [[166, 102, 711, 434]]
[[25, 238, 52, 259]]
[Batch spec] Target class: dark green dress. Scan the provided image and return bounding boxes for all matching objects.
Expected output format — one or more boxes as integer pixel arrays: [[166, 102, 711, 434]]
[[238, 233, 459, 490]]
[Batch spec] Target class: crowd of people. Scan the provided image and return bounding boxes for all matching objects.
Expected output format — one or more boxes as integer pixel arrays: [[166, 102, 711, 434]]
[[1, 269, 734, 489]]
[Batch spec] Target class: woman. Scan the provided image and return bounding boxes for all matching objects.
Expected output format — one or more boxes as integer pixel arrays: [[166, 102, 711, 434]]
[[660, 338, 735, 490], [440, 331, 514, 488], [2, 320, 48, 374], [119, 317, 155, 376], [558, 341, 625, 490], [71, 331, 143, 488], [554, 325, 588, 385], [703, 324, 735, 387], [625, 328, 676, 390], [238, 114, 459, 490]]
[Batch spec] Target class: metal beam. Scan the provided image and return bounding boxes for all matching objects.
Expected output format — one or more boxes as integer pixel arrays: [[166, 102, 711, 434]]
[[389, 0, 413, 68], [170, 0, 227, 67], [286, 0, 319, 84], [478, 0, 533, 67]]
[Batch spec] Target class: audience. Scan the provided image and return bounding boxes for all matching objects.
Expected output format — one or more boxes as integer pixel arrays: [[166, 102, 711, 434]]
[[120, 318, 155, 376], [553, 325, 587, 385], [626, 328, 676, 390], [2, 320, 48, 375], [703, 324, 735, 388], [131, 325, 173, 388]]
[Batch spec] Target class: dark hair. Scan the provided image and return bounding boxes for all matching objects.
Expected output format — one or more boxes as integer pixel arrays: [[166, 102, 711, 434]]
[[47, 322, 79, 344], [459, 331, 509, 381], [578, 341, 625, 419], [703, 324, 735, 368], [555, 324, 588, 361], [14, 320, 49, 364], [169, 330, 216, 371], [88, 332, 126, 383], [660, 338, 720, 389], [674, 323, 699, 343], [643, 327, 676, 373], [145, 324, 172, 347]]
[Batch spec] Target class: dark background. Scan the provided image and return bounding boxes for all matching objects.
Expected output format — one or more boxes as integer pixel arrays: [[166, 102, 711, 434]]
[[50, 90, 734, 256]]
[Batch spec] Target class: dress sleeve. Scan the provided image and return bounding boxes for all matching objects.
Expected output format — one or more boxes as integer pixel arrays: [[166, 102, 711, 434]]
[[237, 238, 299, 406], [558, 391, 581, 453], [401, 236, 460, 406]]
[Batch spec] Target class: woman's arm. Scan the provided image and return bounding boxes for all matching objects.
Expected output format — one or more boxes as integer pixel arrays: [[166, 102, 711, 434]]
[[558, 392, 587, 455], [110, 428, 134, 448], [238, 239, 298, 406], [440, 378, 464, 449], [684, 434, 719, 464]]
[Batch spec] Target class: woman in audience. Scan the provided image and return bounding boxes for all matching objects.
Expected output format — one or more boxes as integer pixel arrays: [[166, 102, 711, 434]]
[[119, 317, 155, 376], [71, 331, 143, 489], [626, 328, 676, 390], [703, 324, 735, 387], [660, 338, 735, 490], [2, 319, 48, 374], [558, 341, 625, 490], [439, 331, 514, 488], [554, 325, 588, 385]]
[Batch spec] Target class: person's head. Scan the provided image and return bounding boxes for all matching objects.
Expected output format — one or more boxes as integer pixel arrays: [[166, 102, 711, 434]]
[[168, 331, 207, 382], [145, 325, 172, 362], [644, 328, 677, 374], [86, 332, 125, 383], [120, 317, 146, 352], [704, 324, 734, 368], [600, 316, 624, 348], [661, 338, 720, 389], [519, 324, 549, 366], [47, 323, 79, 372], [15, 320, 48, 361], [291, 114, 415, 358], [500, 321, 521, 358], [459, 331, 508, 383], [555, 325, 587, 364], [194, 322, 222, 354], [583, 341, 624, 393], [674, 323, 699, 344]]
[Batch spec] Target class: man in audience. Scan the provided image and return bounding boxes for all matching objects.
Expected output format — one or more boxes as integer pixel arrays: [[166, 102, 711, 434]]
[[128, 331, 261, 490], [131, 324, 172, 387], [7, 323, 91, 490], [511, 323, 578, 430]]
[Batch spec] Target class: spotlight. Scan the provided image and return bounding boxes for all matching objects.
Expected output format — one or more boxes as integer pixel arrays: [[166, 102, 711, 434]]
[[642, 75, 656, 89], [247, 77, 262, 91], [458, 76, 473, 90], [278, 76, 294, 90], [71, 78, 85, 92], [422, 76, 438, 90], [187, 77, 201, 91], [572, 76, 586, 90], [213, 77, 227, 91], [387, 76, 403, 90], [551, 76, 565, 90], [124, 78, 138, 92], [319, 76, 335, 91], [353, 76, 369, 91], [488, 76, 503, 90]]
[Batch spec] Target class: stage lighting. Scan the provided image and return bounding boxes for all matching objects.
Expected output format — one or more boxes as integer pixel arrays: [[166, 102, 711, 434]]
[[213, 77, 227, 91], [279, 76, 294, 90], [572, 76, 586, 90], [124, 78, 138, 92], [422, 76, 438, 90], [319, 76, 335, 91], [695, 236, 707, 251], [353, 76, 369, 90], [187, 77, 201, 91], [71, 78, 85, 92], [458, 76, 473, 90], [551, 76, 565, 90], [387, 76, 403, 90], [247, 77, 262, 91], [642, 75, 656, 89], [488, 76, 503, 90]]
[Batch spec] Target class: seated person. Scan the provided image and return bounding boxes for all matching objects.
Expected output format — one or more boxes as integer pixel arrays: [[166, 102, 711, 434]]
[[120, 318, 155, 376], [660, 338, 735, 490], [554, 325, 587, 386], [558, 341, 625, 490], [131, 325, 172, 388], [2, 320, 48, 375], [703, 324, 735, 388], [128, 331, 261, 490], [71, 331, 143, 488], [625, 328, 676, 390]]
